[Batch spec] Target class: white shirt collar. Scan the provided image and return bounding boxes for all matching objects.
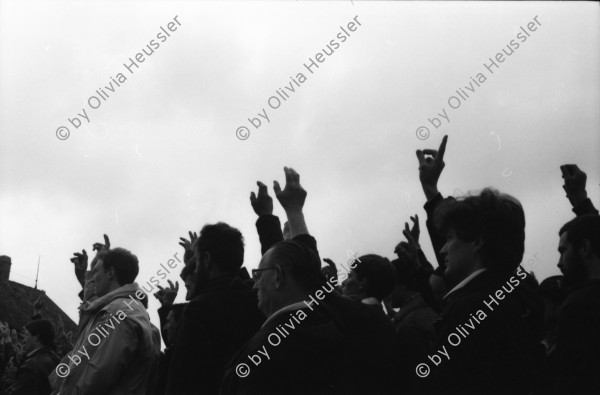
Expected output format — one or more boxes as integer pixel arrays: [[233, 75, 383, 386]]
[[443, 268, 487, 300], [361, 297, 381, 306]]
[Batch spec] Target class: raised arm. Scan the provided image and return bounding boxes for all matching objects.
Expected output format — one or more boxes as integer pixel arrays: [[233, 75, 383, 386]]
[[273, 167, 308, 238], [416, 135, 453, 268], [250, 181, 283, 254]]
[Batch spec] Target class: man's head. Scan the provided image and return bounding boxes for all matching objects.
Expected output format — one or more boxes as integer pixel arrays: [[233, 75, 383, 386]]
[[94, 248, 139, 297], [191, 223, 244, 295], [558, 214, 600, 287], [437, 188, 525, 284], [253, 241, 322, 317], [341, 255, 396, 302], [24, 319, 55, 352], [164, 304, 185, 347]]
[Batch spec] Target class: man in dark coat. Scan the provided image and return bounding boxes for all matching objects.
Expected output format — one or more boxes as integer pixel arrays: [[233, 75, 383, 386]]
[[418, 188, 543, 395], [222, 167, 397, 395], [553, 214, 600, 394], [166, 223, 265, 395], [6, 320, 59, 395]]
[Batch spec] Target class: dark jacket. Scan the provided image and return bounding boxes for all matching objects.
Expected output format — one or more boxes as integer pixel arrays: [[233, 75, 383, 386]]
[[553, 280, 600, 395], [393, 294, 438, 388], [166, 274, 264, 395], [421, 269, 544, 395], [221, 291, 397, 395], [7, 347, 59, 395]]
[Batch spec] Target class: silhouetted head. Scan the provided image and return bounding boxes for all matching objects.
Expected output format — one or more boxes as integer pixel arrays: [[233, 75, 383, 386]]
[[25, 319, 56, 352], [558, 214, 600, 287], [437, 188, 525, 284], [342, 254, 396, 302], [95, 248, 139, 297], [191, 223, 244, 296], [253, 240, 323, 317]]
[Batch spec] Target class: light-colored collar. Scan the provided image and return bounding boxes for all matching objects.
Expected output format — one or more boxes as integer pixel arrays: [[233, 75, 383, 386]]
[[443, 268, 487, 300], [262, 301, 307, 328], [361, 297, 381, 306]]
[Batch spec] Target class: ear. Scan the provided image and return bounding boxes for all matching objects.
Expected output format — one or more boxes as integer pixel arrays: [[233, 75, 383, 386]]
[[580, 239, 592, 259], [473, 238, 484, 254], [274, 266, 285, 289], [107, 265, 117, 280], [198, 252, 211, 271]]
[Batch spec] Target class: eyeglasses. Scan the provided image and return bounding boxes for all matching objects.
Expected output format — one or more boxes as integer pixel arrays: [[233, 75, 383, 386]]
[[252, 267, 279, 281]]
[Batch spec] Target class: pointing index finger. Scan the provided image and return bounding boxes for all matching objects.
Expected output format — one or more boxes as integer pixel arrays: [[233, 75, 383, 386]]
[[436, 135, 448, 163]]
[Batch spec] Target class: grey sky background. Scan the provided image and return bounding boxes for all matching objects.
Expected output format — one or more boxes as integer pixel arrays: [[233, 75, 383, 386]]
[[1, 1, 599, 333]]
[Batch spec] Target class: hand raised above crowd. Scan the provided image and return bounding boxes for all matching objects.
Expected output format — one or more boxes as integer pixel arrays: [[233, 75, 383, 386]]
[[416, 135, 448, 201], [273, 167, 309, 238], [154, 280, 179, 308], [250, 181, 274, 216], [273, 167, 307, 213], [70, 249, 88, 287], [179, 231, 198, 263], [560, 164, 588, 207]]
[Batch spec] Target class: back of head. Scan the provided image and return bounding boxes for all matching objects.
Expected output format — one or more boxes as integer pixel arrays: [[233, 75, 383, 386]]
[[98, 247, 139, 285], [559, 214, 600, 259], [196, 222, 244, 274], [268, 240, 323, 292], [436, 188, 526, 273], [26, 319, 56, 350], [354, 254, 397, 301]]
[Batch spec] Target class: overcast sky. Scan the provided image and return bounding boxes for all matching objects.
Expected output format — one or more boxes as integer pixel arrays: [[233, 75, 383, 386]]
[[1, 1, 599, 333]]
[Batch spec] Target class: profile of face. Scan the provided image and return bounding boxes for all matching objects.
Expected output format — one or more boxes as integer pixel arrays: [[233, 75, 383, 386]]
[[253, 249, 281, 317], [164, 310, 179, 347], [93, 260, 115, 297], [558, 232, 587, 287], [341, 270, 366, 300], [23, 329, 37, 353], [441, 229, 478, 284]]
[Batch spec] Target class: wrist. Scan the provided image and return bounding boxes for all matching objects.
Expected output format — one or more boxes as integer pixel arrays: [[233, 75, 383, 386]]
[[568, 191, 587, 207], [422, 184, 439, 201]]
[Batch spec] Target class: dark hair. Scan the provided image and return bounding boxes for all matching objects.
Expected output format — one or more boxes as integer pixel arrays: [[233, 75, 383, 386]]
[[560, 214, 600, 258], [196, 223, 244, 273], [268, 241, 323, 291], [25, 319, 56, 350], [353, 254, 397, 301], [436, 188, 526, 273], [98, 248, 139, 285]]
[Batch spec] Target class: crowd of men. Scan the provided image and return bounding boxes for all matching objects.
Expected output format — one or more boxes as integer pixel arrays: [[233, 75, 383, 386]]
[[1, 135, 599, 394]]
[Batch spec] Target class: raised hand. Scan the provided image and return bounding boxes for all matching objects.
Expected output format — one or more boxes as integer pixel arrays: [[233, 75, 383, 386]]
[[70, 249, 88, 286], [92, 234, 111, 253], [179, 231, 198, 263], [416, 135, 448, 201], [560, 164, 588, 206], [250, 181, 274, 216], [154, 280, 179, 307], [402, 227, 421, 272], [273, 167, 307, 213], [405, 214, 420, 244]]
